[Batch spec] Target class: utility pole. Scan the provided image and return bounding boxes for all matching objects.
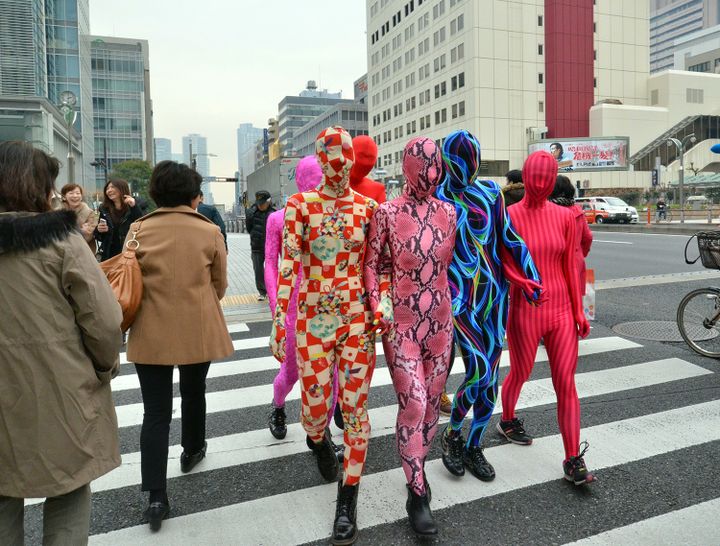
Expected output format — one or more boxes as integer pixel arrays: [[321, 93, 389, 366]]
[[667, 134, 697, 224]]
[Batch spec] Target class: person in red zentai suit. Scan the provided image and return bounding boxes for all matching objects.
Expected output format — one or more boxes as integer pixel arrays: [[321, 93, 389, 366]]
[[498, 151, 595, 486], [349, 135, 386, 204]]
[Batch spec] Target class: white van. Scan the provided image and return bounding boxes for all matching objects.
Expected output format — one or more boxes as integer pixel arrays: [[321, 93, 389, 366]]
[[574, 196, 639, 224]]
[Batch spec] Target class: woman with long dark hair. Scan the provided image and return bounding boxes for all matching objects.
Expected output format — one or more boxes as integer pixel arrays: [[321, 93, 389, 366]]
[[0, 141, 122, 544], [95, 178, 143, 261]]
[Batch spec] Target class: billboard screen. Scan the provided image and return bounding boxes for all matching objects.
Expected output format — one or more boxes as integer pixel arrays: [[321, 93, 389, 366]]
[[528, 138, 629, 172]]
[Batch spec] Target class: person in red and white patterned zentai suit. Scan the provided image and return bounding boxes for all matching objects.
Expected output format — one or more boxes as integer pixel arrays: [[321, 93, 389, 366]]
[[270, 126, 378, 545]]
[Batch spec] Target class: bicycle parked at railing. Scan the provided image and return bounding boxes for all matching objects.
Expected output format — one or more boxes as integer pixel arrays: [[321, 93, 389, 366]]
[[655, 209, 674, 223], [677, 231, 720, 358]]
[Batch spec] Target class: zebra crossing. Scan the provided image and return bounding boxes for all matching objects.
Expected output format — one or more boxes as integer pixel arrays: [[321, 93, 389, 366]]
[[23, 320, 719, 544]]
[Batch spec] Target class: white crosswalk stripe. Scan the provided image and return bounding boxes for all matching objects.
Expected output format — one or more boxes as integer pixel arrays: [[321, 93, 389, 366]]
[[34, 320, 718, 544]]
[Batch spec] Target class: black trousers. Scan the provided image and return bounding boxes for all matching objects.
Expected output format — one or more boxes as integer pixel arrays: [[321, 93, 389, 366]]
[[135, 362, 210, 491], [251, 251, 266, 296]]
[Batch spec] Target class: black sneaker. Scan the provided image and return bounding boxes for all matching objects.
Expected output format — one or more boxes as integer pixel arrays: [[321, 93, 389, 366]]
[[496, 417, 533, 445], [311, 429, 340, 482], [462, 446, 495, 481], [563, 441, 596, 486], [440, 426, 465, 476], [268, 404, 287, 440]]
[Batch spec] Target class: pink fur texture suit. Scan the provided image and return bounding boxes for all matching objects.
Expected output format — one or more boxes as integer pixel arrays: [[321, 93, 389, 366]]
[[364, 137, 457, 496], [264, 156, 338, 417]]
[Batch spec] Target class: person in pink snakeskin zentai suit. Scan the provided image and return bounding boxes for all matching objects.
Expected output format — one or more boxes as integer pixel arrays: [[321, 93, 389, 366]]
[[264, 155, 339, 445], [364, 137, 456, 538]]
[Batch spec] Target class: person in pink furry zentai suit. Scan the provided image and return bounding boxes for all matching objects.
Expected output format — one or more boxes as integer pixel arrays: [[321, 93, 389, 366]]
[[364, 137, 456, 538], [264, 155, 339, 449]]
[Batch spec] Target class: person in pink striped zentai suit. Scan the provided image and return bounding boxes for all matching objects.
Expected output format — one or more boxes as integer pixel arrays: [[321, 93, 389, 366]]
[[498, 151, 595, 486]]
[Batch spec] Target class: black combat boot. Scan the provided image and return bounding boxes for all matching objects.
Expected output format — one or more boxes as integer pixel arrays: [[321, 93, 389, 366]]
[[268, 404, 287, 439], [406, 485, 438, 536], [331, 480, 359, 545]]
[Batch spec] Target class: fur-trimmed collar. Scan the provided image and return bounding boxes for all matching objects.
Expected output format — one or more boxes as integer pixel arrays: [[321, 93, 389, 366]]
[[0, 210, 77, 254]]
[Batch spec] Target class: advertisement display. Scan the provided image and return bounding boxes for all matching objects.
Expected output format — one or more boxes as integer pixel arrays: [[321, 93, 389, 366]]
[[528, 138, 629, 172]]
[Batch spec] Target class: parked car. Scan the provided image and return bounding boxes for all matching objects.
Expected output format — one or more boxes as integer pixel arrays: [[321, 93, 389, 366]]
[[575, 196, 638, 224]]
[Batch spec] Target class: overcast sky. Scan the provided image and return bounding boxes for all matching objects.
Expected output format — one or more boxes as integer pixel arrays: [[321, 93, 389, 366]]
[[90, 0, 368, 199]]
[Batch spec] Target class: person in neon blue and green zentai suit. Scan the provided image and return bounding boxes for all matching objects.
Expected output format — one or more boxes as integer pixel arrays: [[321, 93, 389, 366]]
[[435, 130, 543, 481]]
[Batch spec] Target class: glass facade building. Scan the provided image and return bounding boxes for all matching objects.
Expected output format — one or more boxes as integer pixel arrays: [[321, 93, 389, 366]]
[[90, 36, 153, 188], [0, 0, 48, 97]]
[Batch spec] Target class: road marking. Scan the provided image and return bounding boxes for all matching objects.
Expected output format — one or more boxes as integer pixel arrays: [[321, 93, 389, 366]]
[[226, 323, 250, 333], [593, 240, 633, 245], [564, 498, 720, 546], [37, 357, 702, 504], [112, 336, 640, 392], [88, 399, 720, 545]]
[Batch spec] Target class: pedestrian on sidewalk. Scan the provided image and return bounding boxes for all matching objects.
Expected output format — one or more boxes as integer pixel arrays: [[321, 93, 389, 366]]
[[550, 175, 593, 295], [0, 141, 123, 545], [264, 155, 341, 445], [124, 160, 234, 532], [197, 190, 227, 252], [246, 190, 276, 301], [61, 183, 98, 252], [94, 178, 144, 262], [500, 151, 594, 486]]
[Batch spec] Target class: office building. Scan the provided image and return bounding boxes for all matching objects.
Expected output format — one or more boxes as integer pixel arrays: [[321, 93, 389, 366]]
[[182, 133, 209, 176], [674, 24, 720, 72], [237, 123, 263, 178], [294, 103, 368, 158], [0, 0, 94, 188], [366, 0, 648, 181], [154, 137, 172, 162], [651, 0, 720, 73], [90, 36, 154, 187], [278, 81, 345, 156]]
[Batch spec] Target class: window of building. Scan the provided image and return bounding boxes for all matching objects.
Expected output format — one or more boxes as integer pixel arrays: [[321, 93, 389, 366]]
[[687, 88, 704, 103], [452, 103, 457, 119], [432, 0, 446, 19], [538, 101, 544, 112], [538, 15, 543, 26], [405, 49, 416, 64], [538, 73, 544, 84], [435, 110, 441, 125], [405, 24, 415, 41], [418, 12, 429, 31], [538, 44, 543, 55], [458, 100, 465, 116]]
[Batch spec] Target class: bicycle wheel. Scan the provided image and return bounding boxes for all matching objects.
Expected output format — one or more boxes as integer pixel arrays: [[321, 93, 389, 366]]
[[677, 287, 720, 358], [666, 210, 674, 222]]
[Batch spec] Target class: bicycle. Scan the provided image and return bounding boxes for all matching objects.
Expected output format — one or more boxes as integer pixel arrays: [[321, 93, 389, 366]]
[[677, 231, 720, 358], [655, 209, 673, 223]]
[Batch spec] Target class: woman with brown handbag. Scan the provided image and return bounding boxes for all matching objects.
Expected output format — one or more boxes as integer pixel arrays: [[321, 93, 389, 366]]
[[124, 160, 233, 532], [0, 141, 123, 544]]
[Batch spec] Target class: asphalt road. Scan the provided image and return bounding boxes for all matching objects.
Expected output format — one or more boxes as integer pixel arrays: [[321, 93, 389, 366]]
[[586, 231, 704, 280], [20, 232, 720, 545]]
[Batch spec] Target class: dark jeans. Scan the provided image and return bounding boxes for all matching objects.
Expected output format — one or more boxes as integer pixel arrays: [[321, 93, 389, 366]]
[[251, 251, 266, 296], [135, 362, 210, 491]]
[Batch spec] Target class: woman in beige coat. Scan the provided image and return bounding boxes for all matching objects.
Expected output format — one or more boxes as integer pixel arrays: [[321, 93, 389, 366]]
[[61, 183, 98, 253], [125, 160, 233, 531], [0, 141, 123, 545]]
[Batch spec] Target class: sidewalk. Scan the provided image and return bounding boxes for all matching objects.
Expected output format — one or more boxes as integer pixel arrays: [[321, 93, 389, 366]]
[[222, 233, 272, 322]]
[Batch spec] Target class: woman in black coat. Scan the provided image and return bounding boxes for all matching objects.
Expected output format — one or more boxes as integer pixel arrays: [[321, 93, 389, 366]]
[[95, 178, 144, 261]]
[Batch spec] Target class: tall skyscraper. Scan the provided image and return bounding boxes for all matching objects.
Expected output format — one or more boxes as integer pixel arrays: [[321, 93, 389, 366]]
[[182, 133, 209, 176], [154, 138, 172, 163], [46, 0, 95, 189], [0, 0, 95, 189], [650, 0, 720, 72], [237, 123, 263, 176], [90, 36, 154, 188]]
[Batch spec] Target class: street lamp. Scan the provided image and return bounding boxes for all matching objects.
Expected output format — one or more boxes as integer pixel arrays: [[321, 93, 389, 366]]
[[58, 90, 77, 184], [667, 134, 697, 223], [90, 138, 109, 184]]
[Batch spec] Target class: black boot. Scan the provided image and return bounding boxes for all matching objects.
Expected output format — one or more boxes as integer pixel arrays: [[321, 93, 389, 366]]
[[180, 440, 207, 473], [268, 404, 287, 440], [144, 490, 169, 532], [440, 425, 466, 476], [310, 429, 340, 481], [406, 485, 438, 536], [332, 480, 359, 545]]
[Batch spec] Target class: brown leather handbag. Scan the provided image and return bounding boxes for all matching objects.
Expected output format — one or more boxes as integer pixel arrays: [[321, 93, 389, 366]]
[[100, 222, 143, 332]]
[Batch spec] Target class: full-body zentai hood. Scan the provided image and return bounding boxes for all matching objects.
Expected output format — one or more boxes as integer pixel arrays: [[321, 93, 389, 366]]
[[295, 155, 323, 193], [521, 151, 558, 208], [315, 126, 354, 196], [441, 130, 482, 193], [402, 137, 443, 199], [350, 135, 378, 184]]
